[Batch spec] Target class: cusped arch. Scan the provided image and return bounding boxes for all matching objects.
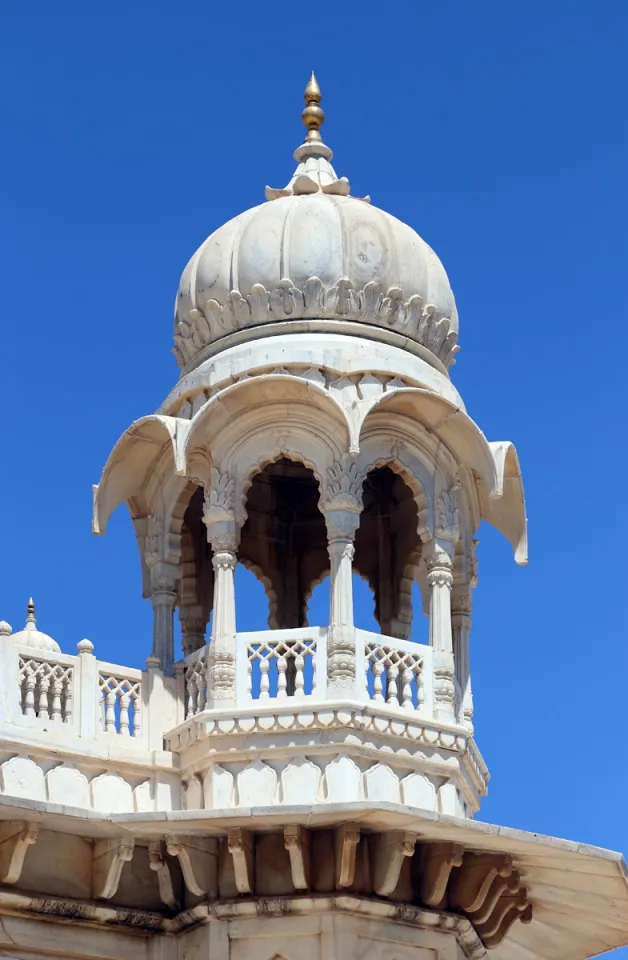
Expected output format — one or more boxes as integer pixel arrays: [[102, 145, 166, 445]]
[[93, 415, 189, 535], [356, 446, 434, 543], [359, 388, 498, 497], [183, 374, 351, 478], [238, 555, 279, 629], [359, 388, 526, 562], [236, 447, 327, 530]]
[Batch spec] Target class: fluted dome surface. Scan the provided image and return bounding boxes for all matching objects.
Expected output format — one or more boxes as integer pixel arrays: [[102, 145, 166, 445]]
[[173, 84, 459, 375], [180, 193, 456, 316]]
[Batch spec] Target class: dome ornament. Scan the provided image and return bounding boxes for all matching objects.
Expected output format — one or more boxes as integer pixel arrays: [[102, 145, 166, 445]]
[[265, 72, 369, 203], [301, 71, 325, 145], [9, 597, 61, 653], [26, 597, 36, 626]]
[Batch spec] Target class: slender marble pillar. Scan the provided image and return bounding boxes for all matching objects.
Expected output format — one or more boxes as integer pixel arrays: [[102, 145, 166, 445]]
[[425, 542, 455, 723], [452, 589, 473, 732], [325, 507, 360, 693], [149, 562, 178, 676], [207, 544, 237, 706]]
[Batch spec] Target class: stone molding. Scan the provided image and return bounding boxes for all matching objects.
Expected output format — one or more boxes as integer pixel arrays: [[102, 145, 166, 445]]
[[0, 887, 489, 957], [174, 277, 459, 371]]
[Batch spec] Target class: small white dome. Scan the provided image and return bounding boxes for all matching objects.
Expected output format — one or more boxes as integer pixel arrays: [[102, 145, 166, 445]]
[[173, 83, 459, 375], [10, 600, 60, 653]]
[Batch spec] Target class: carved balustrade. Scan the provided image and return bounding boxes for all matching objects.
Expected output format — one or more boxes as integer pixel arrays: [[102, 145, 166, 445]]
[[180, 625, 433, 720]]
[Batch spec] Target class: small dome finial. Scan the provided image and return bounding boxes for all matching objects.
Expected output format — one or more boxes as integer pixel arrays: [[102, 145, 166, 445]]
[[302, 71, 324, 144], [26, 597, 36, 626]]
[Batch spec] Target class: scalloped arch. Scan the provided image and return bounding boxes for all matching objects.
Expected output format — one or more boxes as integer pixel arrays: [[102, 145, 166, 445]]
[[359, 388, 526, 562], [183, 374, 351, 476]]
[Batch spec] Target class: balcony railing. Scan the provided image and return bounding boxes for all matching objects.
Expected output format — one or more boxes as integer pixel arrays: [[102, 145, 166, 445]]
[[182, 626, 433, 719], [1, 626, 440, 747]]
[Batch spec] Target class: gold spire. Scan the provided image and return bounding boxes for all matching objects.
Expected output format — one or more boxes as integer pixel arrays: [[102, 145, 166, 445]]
[[301, 71, 324, 144], [26, 597, 36, 626]]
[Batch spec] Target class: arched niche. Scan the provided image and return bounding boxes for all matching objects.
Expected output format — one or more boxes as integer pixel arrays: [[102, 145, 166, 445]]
[[178, 487, 214, 655], [238, 458, 328, 630], [353, 466, 422, 641]]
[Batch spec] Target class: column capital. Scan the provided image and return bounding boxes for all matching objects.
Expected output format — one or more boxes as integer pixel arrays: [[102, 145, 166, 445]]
[[325, 508, 361, 543], [149, 561, 178, 597], [451, 588, 472, 618], [425, 542, 454, 590], [211, 550, 238, 572], [322, 454, 364, 507]]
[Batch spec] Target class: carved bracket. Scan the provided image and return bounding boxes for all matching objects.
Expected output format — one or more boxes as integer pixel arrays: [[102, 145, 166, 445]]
[[418, 841, 464, 907], [417, 847, 533, 950], [165, 835, 217, 897], [227, 827, 254, 894], [0, 822, 38, 884], [372, 830, 417, 897], [284, 825, 311, 890], [148, 839, 177, 908], [335, 822, 361, 888], [477, 891, 533, 948], [93, 838, 134, 899], [449, 852, 513, 913]]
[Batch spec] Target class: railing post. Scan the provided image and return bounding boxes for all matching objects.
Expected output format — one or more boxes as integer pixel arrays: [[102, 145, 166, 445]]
[[145, 655, 166, 750], [0, 624, 20, 724], [76, 639, 99, 739], [174, 661, 186, 724]]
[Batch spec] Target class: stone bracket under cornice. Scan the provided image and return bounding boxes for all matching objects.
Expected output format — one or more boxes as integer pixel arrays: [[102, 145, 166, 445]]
[[0, 821, 39, 884]]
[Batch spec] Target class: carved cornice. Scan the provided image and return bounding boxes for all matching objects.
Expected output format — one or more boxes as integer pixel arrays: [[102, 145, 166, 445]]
[[164, 705, 489, 798], [175, 277, 458, 370]]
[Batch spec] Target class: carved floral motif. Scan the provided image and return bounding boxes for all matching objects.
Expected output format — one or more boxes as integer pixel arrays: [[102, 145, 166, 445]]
[[323, 455, 363, 513], [145, 514, 164, 564], [436, 487, 459, 540]]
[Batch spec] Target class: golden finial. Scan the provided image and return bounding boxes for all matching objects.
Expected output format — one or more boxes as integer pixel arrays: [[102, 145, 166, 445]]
[[26, 597, 36, 625], [302, 71, 324, 144]]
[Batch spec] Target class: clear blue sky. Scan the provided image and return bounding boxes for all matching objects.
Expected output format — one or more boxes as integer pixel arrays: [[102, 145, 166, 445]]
[[2, 1, 627, 946]]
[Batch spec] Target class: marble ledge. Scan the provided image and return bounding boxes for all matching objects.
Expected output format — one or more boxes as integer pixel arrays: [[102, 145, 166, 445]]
[[0, 722, 178, 772], [0, 792, 625, 877]]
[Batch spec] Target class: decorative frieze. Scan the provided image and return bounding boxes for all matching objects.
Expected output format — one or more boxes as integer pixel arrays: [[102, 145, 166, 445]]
[[174, 277, 459, 371]]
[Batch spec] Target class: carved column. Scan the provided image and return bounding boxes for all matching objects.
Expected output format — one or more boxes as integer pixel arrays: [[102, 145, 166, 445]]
[[149, 562, 178, 677], [322, 456, 363, 693], [144, 511, 178, 676], [452, 590, 473, 731], [452, 538, 477, 732], [426, 486, 458, 723], [203, 469, 239, 707]]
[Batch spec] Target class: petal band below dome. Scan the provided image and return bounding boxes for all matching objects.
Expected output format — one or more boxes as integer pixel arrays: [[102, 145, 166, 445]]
[[175, 276, 458, 373]]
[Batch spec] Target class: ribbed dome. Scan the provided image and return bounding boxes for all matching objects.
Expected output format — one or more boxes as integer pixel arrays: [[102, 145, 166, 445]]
[[173, 81, 459, 376], [10, 600, 60, 653]]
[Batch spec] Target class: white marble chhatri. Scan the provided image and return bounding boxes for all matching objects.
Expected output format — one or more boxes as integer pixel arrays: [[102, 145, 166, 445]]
[[0, 72, 626, 960]]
